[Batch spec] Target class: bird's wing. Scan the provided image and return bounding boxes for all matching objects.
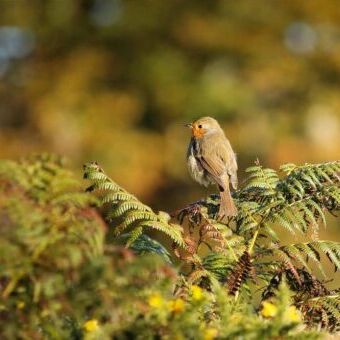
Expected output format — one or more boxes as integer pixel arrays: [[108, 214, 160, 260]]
[[217, 137, 238, 190], [199, 137, 237, 190], [198, 156, 225, 189], [228, 149, 238, 190]]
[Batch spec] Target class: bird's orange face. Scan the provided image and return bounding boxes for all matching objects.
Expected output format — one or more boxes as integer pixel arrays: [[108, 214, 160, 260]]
[[189, 122, 205, 138]]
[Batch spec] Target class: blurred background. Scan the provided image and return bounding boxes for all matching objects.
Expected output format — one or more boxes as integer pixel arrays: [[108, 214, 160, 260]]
[[0, 0, 339, 222]]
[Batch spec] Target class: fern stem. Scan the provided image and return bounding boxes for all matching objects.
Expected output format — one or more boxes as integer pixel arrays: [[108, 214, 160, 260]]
[[248, 228, 260, 255], [234, 291, 239, 301]]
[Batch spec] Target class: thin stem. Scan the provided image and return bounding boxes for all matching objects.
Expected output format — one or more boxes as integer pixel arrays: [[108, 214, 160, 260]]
[[234, 291, 239, 301], [248, 228, 260, 255]]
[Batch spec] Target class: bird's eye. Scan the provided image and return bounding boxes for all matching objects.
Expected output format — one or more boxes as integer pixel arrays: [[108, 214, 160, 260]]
[[198, 124, 202, 129]]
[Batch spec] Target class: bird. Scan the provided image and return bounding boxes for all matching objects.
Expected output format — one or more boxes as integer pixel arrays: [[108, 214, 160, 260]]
[[186, 116, 238, 220]]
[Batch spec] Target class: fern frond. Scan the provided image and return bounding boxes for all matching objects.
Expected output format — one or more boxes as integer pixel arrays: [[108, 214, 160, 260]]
[[267, 197, 325, 235], [126, 226, 144, 247], [271, 241, 340, 279], [276, 250, 302, 284], [187, 268, 209, 285], [102, 192, 138, 204], [120, 234, 172, 263], [244, 164, 279, 194], [203, 253, 234, 281], [279, 161, 340, 202], [227, 251, 252, 295], [109, 201, 152, 218], [83, 162, 185, 250], [311, 241, 340, 271], [300, 294, 340, 331], [139, 220, 184, 246], [323, 186, 340, 210], [236, 201, 260, 234]]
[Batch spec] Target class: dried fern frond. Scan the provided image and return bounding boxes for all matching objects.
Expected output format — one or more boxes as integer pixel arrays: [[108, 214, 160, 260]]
[[262, 268, 331, 302], [227, 251, 252, 296], [300, 294, 340, 332]]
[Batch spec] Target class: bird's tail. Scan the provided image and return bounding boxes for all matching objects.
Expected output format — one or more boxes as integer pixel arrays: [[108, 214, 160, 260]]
[[218, 186, 237, 220]]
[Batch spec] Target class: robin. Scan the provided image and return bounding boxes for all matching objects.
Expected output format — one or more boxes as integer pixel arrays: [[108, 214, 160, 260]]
[[186, 117, 238, 219]]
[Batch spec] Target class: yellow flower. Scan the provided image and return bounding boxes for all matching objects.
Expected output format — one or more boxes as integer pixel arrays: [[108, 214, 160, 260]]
[[285, 305, 301, 323], [148, 293, 164, 309], [203, 328, 218, 340], [261, 301, 278, 318], [83, 319, 99, 332], [191, 285, 203, 300], [169, 298, 185, 313], [16, 301, 25, 309]]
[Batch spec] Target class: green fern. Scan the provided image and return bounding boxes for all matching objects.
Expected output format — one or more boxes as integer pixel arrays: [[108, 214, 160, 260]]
[[259, 241, 340, 280], [82, 160, 340, 332], [281, 241, 339, 274], [244, 163, 279, 194], [120, 233, 172, 263], [83, 162, 185, 249], [203, 253, 234, 281]]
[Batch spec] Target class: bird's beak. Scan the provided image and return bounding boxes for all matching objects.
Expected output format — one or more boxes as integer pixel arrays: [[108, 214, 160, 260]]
[[185, 123, 192, 129]]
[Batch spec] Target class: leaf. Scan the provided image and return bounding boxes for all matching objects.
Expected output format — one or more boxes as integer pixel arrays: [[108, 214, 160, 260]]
[[122, 234, 172, 263]]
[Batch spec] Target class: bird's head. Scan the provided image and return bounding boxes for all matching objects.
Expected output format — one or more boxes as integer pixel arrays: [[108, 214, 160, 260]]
[[186, 117, 222, 138]]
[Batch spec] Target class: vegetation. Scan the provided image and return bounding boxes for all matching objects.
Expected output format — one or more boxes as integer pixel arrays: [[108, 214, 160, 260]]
[[1, 154, 339, 339], [1, 2, 339, 339]]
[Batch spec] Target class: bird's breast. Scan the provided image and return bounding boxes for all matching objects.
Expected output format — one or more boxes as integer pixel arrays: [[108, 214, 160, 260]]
[[187, 140, 213, 187]]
